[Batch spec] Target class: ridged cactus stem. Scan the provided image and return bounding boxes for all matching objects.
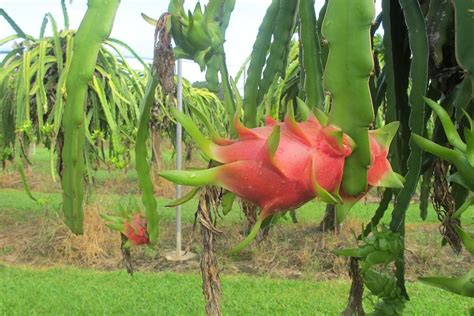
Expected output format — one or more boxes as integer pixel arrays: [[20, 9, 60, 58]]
[[452, 0, 474, 93], [61, 0, 120, 234], [299, 0, 325, 109], [243, 0, 280, 127], [216, 52, 236, 123], [322, 0, 375, 196]]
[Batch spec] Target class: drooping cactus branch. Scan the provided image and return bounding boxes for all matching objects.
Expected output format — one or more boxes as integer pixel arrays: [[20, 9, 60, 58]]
[[389, 0, 429, 299], [61, 0, 120, 234]]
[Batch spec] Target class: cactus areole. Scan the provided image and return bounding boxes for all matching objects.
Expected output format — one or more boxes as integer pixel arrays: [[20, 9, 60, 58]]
[[160, 105, 403, 252]]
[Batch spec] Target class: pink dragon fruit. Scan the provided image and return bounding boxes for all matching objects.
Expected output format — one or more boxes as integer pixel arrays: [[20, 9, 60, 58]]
[[124, 213, 150, 246], [160, 108, 403, 252], [102, 212, 150, 246]]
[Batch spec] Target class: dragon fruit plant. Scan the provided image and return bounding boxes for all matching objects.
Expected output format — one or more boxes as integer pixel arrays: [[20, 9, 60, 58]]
[[160, 0, 404, 253], [413, 97, 474, 300], [168, 0, 236, 116], [160, 101, 403, 253]]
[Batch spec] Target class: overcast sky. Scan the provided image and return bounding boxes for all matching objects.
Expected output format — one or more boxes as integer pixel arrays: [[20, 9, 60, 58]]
[[1, 1, 379, 84]]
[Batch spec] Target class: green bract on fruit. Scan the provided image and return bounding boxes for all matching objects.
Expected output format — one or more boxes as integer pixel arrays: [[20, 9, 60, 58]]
[[160, 105, 403, 252]]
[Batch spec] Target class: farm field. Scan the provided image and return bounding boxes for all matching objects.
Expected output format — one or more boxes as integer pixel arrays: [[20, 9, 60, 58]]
[[1, 147, 472, 313], [1, 0, 474, 314]]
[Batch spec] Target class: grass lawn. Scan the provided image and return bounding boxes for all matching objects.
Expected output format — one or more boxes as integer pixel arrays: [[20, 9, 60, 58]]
[[0, 265, 471, 315], [2, 146, 472, 227], [2, 187, 471, 227]]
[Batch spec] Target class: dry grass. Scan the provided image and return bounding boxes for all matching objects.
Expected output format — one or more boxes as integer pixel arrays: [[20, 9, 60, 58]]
[[0, 168, 60, 193], [1, 147, 471, 280], [0, 207, 120, 268], [1, 203, 471, 281]]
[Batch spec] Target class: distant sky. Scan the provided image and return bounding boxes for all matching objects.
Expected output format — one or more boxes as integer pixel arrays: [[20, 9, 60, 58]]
[[1, 1, 381, 85]]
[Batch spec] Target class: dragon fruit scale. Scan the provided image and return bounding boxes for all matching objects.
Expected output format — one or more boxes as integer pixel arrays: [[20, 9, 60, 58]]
[[160, 106, 403, 252]]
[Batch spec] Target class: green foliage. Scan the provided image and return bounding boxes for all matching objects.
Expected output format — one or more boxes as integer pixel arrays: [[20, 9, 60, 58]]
[[363, 270, 406, 315], [335, 224, 407, 314], [168, 0, 236, 120], [1, 4, 228, 240], [412, 97, 474, 300], [0, 11, 146, 177], [335, 225, 403, 272], [420, 269, 474, 298], [0, 5, 226, 173], [413, 98, 474, 191]]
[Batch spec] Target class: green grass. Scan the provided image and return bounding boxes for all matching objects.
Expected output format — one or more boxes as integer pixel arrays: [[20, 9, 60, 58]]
[[4, 145, 472, 227], [0, 265, 471, 315], [11, 145, 175, 179], [1, 188, 472, 228], [26, 146, 52, 175]]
